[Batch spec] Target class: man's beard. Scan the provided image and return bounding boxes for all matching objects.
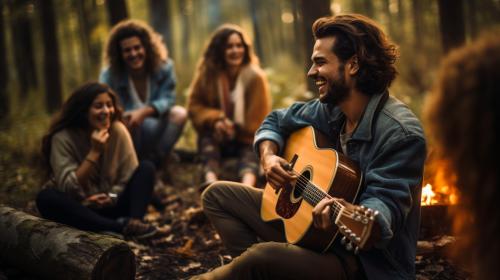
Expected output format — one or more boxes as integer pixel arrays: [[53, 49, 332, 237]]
[[320, 75, 350, 106], [319, 63, 350, 106]]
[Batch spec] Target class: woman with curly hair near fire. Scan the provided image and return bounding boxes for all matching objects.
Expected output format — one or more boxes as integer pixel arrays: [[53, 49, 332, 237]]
[[424, 33, 500, 279]]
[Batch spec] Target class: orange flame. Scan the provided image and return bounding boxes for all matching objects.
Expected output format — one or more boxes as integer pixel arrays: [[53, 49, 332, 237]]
[[421, 163, 458, 206]]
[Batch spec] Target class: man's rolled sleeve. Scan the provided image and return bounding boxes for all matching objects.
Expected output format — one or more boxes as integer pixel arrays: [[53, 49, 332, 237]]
[[253, 130, 285, 157]]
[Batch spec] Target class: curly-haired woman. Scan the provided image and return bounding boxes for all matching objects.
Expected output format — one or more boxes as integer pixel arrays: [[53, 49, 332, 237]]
[[187, 24, 271, 188], [424, 33, 500, 279], [100, 19, 187, 167]]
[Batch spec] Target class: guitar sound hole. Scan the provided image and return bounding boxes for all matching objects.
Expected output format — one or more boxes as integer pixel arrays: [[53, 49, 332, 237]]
[[293, 170, 311, 200]]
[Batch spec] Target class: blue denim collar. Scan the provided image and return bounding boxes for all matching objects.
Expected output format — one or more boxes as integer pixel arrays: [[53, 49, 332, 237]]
[[326, 90, 388, 142], [115, 60, 171, 94]]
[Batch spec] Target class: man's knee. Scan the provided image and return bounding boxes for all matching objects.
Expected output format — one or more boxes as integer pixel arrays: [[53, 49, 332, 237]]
[[201, 182, 226, 210], [234, 242, 284, 270], [168, 105, 188, 125]]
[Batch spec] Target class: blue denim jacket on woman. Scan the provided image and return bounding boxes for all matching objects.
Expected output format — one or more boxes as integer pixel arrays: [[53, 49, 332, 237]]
[[99, 59, 177, 116], [254, 91, 426, 280]]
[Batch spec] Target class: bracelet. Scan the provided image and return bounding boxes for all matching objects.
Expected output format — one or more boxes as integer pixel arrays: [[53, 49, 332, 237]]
[[84, 157, 98, 166]]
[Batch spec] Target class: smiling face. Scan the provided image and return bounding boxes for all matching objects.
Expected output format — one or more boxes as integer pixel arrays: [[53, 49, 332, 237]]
[[120, 36, 146, 72], [224, 33, 245, 69], [88, 93, 115, 130], [307, 37, 350, 105]]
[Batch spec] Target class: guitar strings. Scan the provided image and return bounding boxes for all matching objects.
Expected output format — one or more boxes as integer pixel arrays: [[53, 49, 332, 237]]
[[288, 170, 348, 215], [290, 170, 357, 217]]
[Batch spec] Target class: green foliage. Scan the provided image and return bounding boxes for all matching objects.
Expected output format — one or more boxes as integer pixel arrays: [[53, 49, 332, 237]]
[[0, 112, 49, 208]]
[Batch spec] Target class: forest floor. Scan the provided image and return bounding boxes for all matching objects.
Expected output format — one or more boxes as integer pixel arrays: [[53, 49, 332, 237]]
[[0, 147, 471, 280]]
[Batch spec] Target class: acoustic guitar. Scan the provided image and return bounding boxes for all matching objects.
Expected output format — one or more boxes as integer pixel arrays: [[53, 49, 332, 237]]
[[260, 126, 378, 253]]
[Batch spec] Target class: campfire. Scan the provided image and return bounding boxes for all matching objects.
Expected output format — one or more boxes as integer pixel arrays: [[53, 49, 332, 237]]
[[421, 161, 458, 206], [419, 159, 459, 239]]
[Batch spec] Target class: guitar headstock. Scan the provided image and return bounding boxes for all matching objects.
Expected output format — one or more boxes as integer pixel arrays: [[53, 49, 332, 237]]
[[335, 205, 378, 254]]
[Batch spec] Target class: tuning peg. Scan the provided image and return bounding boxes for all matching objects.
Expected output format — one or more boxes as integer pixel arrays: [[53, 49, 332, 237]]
[[355, 215, 361, 222], [360, 205, 365, 210], [356, 237, 361, 243], [345, 229, 352, 234], [341, 236, 347, 245], [354, 246, 359, 255], [350, 233, 356, 239], [345, 242, 353, 251], [341, 225, 347, 230]]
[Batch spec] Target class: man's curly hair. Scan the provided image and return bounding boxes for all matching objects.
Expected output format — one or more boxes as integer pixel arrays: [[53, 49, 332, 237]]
[[424, 32, 500, 279], [312, 14, 399, 95], [103, 19, 168, 75]]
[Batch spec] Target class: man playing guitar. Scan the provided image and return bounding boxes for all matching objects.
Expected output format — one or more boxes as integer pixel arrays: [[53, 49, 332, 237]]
[[194, 14, 426, 280]]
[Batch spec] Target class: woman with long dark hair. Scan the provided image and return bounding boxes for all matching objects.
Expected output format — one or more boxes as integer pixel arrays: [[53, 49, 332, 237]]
[[36, 82, 158, 239], [188, 24, 271, 188]]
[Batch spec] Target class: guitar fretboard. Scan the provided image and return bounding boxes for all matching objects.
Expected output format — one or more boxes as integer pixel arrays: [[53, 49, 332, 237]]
[[298, 180, 342, 218]]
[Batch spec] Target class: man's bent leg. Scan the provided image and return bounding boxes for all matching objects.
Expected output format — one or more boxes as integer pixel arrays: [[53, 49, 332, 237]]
[[201, 181, 286, 256], [195, 242, 358, 280]]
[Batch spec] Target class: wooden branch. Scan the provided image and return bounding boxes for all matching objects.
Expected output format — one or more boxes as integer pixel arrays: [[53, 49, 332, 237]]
[[0, 205, 135, 280]]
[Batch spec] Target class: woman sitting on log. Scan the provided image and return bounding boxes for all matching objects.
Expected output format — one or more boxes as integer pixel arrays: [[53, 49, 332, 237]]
[[36, 82, 159, 240], [187, 24, 271, 188]]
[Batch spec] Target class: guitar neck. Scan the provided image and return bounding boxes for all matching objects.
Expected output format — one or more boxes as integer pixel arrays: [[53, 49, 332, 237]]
[[296, 178, 343, 219]]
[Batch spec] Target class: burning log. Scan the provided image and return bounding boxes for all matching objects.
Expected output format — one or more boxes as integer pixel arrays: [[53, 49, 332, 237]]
[[420, 204, 455, 239], [0, 205, 135, 280]]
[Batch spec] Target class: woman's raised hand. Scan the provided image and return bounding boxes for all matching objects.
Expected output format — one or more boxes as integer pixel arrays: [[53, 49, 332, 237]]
[[90, 129, 110, 154]]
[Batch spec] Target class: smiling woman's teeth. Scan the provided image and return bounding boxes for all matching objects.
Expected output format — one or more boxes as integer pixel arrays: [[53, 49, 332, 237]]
[[98, 114, 108, 123]]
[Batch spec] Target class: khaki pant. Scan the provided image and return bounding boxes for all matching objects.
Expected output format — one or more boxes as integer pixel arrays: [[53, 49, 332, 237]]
[[193, 181, 365, 280]]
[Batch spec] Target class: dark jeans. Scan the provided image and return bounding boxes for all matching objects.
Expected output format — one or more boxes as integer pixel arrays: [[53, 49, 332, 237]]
[[36, 161, 155, 233], [199, 135, 259, 178]]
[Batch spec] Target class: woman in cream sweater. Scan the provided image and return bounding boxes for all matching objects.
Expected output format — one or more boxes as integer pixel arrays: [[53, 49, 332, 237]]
[[36, 82, 158, 240]]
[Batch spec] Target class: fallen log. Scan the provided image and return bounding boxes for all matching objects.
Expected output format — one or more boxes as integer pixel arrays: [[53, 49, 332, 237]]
[[0, 205, 135, 280]]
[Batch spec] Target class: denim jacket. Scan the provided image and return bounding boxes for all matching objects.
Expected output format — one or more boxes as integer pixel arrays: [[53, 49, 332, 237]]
[[254, 91, 426, 280], [99, 59, 177, 115]]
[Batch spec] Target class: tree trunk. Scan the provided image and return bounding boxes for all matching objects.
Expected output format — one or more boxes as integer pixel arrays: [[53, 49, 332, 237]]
[[412, 0, 423, 49], [180, 1, 190, 63], [249, 0, 264, 62], [105, 0, 128, 26], [465, 0, 477, 39], [39, 0, 62, 113], [0, 206, 135, 280], [292, 0, 304, 61], [362, 0, 374, 18], [148, 0, 173, 54], [9, 0, 37, 95], [437, 0, 466, 53], [0, 0, 8, 118], [300, 0, 331, 92], [76, 0, 101, 80]]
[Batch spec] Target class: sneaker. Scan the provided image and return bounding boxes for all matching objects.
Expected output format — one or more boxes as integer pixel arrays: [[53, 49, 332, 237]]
[[122, 218, 157, 240]]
